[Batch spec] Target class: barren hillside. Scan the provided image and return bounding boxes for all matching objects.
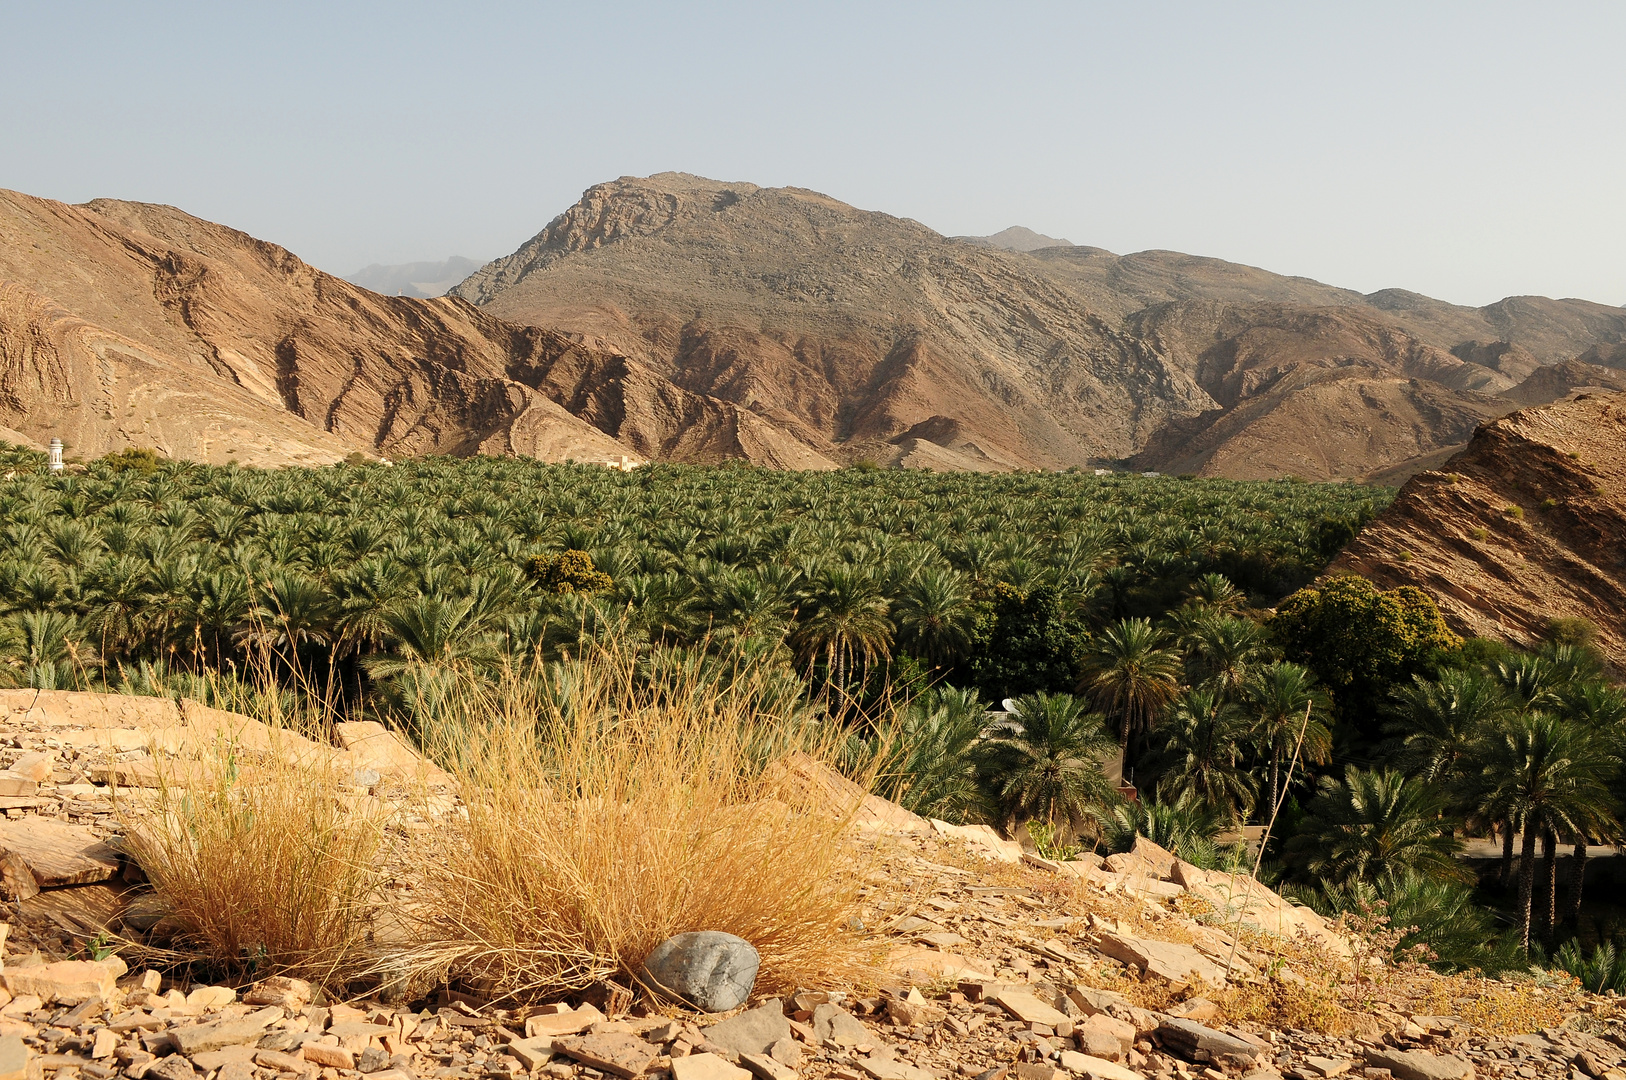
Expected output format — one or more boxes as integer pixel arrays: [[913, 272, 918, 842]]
[[0, 190, 833, 468], [458, 173, 1626, 479], [1328, 391, 1626, 665]]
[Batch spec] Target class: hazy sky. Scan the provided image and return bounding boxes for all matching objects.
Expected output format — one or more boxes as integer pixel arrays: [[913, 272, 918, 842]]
[[5, 1, 1624, 307]]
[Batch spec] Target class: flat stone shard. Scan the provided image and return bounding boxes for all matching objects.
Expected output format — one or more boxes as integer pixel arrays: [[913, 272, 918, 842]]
[[673, 1053, 752, 1080], [1156, 1018, 1261, 1063], [702, 1001, 792, 1057], [643, 931, 761, 1013], [0, 819, 121, 890], [1364, 1047, 1476, 1080], [993, 989, 1070, 1028], [1096, 933, 1229, 988], [1056, 1053, 1138, 1080], [555, 1032, 659, 1079], [740, 1051, 799, 1080], [811, 1003, 871, 1048], [243, 976, 313, 1011], [0, 1036, 30, 1080], [526, 1005, 604, 1039], [170, 1007, 283, 1055], [2, 959, 118, 1004]]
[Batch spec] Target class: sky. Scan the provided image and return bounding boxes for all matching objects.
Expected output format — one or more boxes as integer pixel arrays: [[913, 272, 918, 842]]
[[4, 1, 1624, 307]]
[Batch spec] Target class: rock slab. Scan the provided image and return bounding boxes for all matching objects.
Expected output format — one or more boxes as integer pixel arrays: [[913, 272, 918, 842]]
[[702, 1002, 792, 1057], [1364, 1047, 1476, 1080], [1156, 1018, 1261, 1063]]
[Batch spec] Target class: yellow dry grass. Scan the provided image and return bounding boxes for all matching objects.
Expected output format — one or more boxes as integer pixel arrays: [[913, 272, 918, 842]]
[[116, 732, 393, 985], [402, 647, 877, 1002]]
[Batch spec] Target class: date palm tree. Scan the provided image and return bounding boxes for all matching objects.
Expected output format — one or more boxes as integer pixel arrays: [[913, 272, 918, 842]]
[[1285, 767, 1467, 886], [1082, 617, 1182, 746], [979, 691, 1116, 834], [789, 565, 892, 701], [892, 567, 974, 669], [1148, 688, 1256, 823], [1474, 712, 1619, 951], [888, 685, 991, 823], [1243, 661, 1332, 816]]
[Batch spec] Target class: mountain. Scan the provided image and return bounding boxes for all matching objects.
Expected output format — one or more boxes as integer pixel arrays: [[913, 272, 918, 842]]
[[957, 226, 1073, 252], [0, 190, 648, 466], [347, 257, 485, 298], [5, 175, 1626, 478], [1328, 391, 1626, 667], [454, 172, 1626, 480]]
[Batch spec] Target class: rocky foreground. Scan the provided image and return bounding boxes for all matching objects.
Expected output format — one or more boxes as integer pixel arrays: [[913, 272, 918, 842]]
[[0, 690, 1618, 1080]]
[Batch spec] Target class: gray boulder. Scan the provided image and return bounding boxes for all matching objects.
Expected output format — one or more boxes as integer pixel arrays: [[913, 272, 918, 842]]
[[642, 931, 760, 1013]]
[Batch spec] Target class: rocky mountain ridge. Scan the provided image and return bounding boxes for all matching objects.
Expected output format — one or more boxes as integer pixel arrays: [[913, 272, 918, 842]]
[[454, 173, 1626, 480], [5, 176, 1626, 476], [0, 189, 822, 468], [1328, 390, 1626, 667]]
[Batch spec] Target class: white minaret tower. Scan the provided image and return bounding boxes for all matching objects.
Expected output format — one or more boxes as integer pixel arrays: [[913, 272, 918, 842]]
[[47, 438, 64, 474]]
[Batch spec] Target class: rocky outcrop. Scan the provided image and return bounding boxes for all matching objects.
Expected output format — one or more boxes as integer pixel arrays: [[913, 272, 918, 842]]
[[1328, 392, 1626, 666]]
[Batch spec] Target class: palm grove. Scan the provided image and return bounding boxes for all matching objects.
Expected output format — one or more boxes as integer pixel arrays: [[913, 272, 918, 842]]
[[5, 444, 1624, 980]]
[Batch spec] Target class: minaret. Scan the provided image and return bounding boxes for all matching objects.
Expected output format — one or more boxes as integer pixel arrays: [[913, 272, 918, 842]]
[[47, 438, 64, 474]]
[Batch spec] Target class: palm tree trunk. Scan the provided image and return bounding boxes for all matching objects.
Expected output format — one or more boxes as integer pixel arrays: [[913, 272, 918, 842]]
[[1517, 826, 1538, 953], [1269, 745, 1281, 817], [1570, 835, 1588, 932], [1501, 821, 1515, 887], [1540, 830, 1558, 943]]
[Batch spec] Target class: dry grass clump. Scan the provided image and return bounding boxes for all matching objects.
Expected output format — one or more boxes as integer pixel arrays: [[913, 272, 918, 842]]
[[117, 734, 393, 985], [405, 646, 876, 1001]]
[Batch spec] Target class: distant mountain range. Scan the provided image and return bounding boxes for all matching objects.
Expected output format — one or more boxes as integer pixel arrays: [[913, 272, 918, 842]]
[[2, 174, 1624, 479], [957, 226, 1074, 252], [347, 257, 485, 298], [452, 172, 1626, 479]]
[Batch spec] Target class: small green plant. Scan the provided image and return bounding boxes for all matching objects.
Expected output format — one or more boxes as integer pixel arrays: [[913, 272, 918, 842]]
[[1504, 505, 1525, 520], [1540, 498, 1557, 512], [1026, 818, 1081, 861], [1397, 551, 1412, 562], [82, 930, 117, 962], [1469, 526, 1489, 540], [1553, 939, 1626, 994]]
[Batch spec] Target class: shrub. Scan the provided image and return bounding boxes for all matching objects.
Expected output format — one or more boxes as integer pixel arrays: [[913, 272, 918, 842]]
[[1268, 576, 1460, 737], [1101, 792, 1223, 865], [119, 729, 392, 985], [528, 549, 614, 594], [98, 447, 165, 474], [1553, 939, 1626, 994], [403, 645, 874, 999]]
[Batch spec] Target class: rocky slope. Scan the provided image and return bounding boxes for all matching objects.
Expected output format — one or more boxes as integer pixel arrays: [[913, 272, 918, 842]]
[[455, 173, 1626, 479], [0, 190, 829, 468], [0, 688, 1615, 1080], [1328, 391, 1626, 666]]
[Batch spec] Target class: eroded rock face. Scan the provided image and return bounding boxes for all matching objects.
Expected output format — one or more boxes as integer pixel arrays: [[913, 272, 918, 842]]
[[0, 189, 824, 470], [1329, 391, 1626, 667]]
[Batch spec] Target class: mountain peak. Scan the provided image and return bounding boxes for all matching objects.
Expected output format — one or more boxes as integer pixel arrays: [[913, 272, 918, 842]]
[[957, 225, 1074, 252]]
